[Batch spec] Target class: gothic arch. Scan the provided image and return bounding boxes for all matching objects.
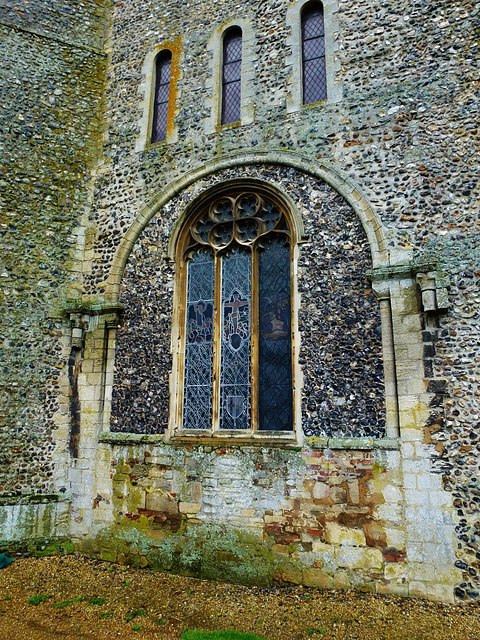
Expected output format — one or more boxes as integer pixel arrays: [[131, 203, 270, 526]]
[[105, 150, 389, 302]]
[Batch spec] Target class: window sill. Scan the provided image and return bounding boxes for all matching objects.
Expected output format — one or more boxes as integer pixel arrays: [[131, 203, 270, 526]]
[[306, 436, 400, 450], [98, 431, 300, 449], [98, 433, 399, 451]]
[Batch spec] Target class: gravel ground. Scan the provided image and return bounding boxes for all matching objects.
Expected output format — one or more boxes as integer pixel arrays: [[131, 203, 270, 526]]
[[0, 556, 479, 640]]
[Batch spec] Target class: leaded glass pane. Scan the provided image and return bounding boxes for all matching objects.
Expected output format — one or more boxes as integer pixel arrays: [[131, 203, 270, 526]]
[[302, 4, 327, 104], [258, 239, 293, 431], [302, 6, 324, 39], [222, 28, 242, 125], [183, 250, 215, 429], [303, 58, 327, 104], [220, 249, 252, 430], [151, 51, 172, 143], [222, 81, 241, 124]]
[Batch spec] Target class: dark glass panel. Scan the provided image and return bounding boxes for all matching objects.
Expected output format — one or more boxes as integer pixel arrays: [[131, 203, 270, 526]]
[[152, 102, 168, 143], [183, 251, 215, 430], [302, 6, 325, 39], [258, 238, 293, 431], [303, 36, 325, 61], [221, 80, 241, 124], [223, 59, 241, 83], [151, 50, 172, 143], [224, 32, 242, 63], [303, 58, 327, 104]]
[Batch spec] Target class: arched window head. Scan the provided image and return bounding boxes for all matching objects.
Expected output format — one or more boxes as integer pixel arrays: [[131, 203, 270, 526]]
[[301, 2, 327, 104], [221, 27, 242, 125], [177, 189, 295, 435], [151, 50, 172, 143]]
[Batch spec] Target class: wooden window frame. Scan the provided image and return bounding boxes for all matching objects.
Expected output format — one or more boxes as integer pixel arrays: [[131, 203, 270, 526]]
[[170, 185, 300, 442]]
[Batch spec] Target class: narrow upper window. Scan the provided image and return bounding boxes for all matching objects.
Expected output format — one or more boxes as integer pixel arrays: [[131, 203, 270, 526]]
[[221, 27, 242, 125], [301, 2, 327, 104], [151, 50, 172, 143]]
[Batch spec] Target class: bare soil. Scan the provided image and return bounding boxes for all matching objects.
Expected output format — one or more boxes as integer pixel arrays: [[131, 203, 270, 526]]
[[0, 556, 479, 640]]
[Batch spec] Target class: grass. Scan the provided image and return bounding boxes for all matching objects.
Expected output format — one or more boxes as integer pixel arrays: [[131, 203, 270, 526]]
[[181, 632, 268, 640], [28, 594, 51, 605], [125, 608, 147, 622]]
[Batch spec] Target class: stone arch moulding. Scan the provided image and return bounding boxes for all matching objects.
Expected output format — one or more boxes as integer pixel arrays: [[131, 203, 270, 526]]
[[106, 150, 389, 302]]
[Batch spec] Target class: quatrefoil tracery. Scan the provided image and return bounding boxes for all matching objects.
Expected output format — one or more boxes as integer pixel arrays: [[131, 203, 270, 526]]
[[189, 193, 288, 253]]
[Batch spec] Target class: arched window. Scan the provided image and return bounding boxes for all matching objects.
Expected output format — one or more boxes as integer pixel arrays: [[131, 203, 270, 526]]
[[221, 27, 242, 125], [151, 50, 172, 143], [301, 2, 327, 104], [177, 189, 295, 435]]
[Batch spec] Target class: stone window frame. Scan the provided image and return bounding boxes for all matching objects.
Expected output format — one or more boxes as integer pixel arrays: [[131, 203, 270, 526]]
[[169, 179, 304, 444], [286, 0, 342, 113], [136, 38, 182, 152], [205, 19, 255, 135]]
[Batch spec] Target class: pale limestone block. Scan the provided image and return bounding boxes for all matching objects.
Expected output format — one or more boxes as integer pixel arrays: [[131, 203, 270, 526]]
[[303, 568, 334, 589], [409, 581, 454, 604], [333, 570, 353, 589], [324, 522, 366, 546], [358, 548, 384, 570], [401, 442, 416, 459], [401, 428, 423, 442], [382, 484, 402, 503], [404, 489, 428, 507], [264, 515, 286, 524], [377, 504, 403, 522], [409, 562, 436, 582], [376, 581, 409, 597], [241, 508, 256, 517], [335, 546, 368, 569], [347, 481, 360, 504], [384, 562, 408, 581], [312, 541, 335, 553], [179, 502, 201, 515], [145, 492, 178, 514], [429, 491, 452, 508], [403, 474, 417, 490], [406, 523, 435, 542], [385, 528, 406, 549], [192, 481, 202, 502], [313, 482, 330, 500], [406, 542, 424, 562]]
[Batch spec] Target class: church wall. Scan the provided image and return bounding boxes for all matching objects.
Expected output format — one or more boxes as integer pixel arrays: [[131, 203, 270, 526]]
[[0, 0, 478, 603], [73, 0, 479, 601], [0, 5, 108, 543]]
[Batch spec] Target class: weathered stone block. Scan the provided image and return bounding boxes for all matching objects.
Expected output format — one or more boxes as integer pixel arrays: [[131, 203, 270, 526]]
[[303, 568, 334, 589], [324, 522, 366, 546], [179, 502, 201, 514]]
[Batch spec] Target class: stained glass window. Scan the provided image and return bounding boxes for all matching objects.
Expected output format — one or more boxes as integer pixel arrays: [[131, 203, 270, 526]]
[[151, 50, 172, 143], [183, 250, 215, 429], [180, 190, 294, 435], [302, 3, 327, 104], [258, 238, 293, 431], [221, 27, 242, 125]]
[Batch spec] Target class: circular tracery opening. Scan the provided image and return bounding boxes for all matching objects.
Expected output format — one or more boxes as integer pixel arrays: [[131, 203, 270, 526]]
[[180, 187, 292, 259]]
